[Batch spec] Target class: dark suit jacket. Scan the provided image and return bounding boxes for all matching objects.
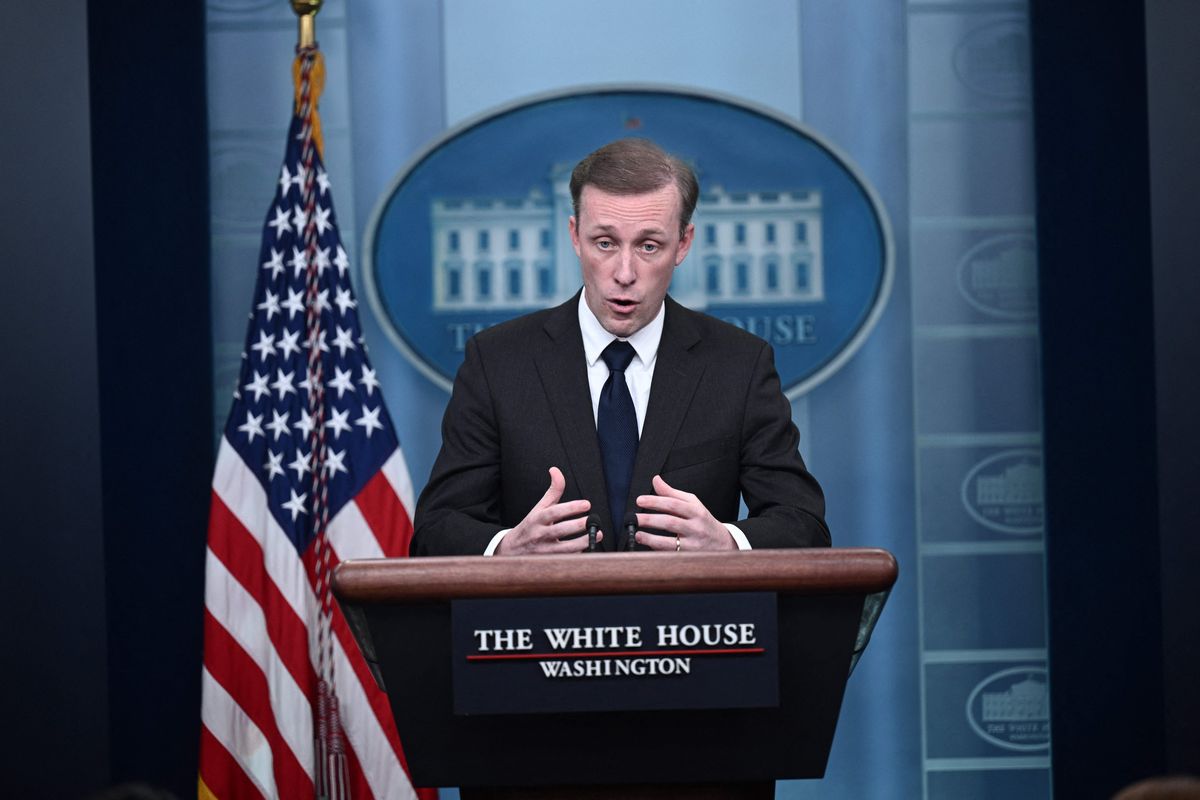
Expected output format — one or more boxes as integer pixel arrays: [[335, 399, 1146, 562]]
[[410, 293, 829, 555]]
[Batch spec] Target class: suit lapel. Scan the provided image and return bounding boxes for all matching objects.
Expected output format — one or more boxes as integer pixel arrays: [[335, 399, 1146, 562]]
[[533, 295, 614, 548], [629, 298, 705, 508]]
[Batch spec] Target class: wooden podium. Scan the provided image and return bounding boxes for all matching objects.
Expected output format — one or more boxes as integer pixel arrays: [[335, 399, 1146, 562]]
[[334, 548, 897, 798]]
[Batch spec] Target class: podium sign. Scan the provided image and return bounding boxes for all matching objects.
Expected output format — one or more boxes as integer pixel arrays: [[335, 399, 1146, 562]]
[[451, 592, 779, 715]]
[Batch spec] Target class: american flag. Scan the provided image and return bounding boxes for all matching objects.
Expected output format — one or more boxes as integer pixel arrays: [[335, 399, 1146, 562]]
[[199, 49, 425, 800]]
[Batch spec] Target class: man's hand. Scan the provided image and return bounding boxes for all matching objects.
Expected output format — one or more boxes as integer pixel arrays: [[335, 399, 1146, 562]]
[[634, 475, 736, 551], [495, 467, 598, 554]]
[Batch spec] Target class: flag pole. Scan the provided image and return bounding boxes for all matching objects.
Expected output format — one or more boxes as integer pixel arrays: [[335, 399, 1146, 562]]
[[291, 0, 322, 50]]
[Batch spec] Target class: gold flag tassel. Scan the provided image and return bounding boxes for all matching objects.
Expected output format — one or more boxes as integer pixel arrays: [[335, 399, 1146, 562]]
[[292, 48, 325, 159], [291, 3, 345, 799]]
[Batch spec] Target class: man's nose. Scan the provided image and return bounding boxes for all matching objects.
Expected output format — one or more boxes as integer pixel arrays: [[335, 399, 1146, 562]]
[[614, 249, 636, 284]]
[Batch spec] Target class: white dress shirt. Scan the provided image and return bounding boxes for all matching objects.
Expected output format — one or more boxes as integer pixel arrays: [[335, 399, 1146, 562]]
[[577, 289, 661, 435], [484, 292, 749, 554]]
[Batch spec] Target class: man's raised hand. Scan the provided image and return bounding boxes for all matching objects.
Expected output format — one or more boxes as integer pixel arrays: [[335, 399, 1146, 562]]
[[495, 467, 598, 554], [634, 475, 736, 551]]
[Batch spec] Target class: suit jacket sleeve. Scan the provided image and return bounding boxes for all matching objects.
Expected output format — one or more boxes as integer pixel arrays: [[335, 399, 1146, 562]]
[[732, 340, 830, 549], [410, 335, 505, 556]]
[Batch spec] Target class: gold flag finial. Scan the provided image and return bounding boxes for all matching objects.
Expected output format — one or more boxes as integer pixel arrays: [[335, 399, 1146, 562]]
[[291, 0, 323, 49]]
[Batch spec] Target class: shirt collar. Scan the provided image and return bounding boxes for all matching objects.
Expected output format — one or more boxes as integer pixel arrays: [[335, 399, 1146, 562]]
[[578, 290, 665, 369]]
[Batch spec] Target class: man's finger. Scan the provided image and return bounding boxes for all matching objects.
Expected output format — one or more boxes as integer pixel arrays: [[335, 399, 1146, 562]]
[[542, 498, 591, 523], [549, 515, 589, 539], [634, 530, 677, 551], [636, 512, 687, 535], [635, 494, 692, 518], [549, 530, 602, 553], [651, 474, 689, 499], [534, 466, 567, 509]]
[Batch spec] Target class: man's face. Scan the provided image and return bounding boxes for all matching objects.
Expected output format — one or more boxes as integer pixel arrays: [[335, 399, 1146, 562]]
[[569, 183, 695, 338]]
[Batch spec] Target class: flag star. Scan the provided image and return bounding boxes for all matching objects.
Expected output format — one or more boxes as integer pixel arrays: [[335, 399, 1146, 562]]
[[262, 248, 285, 279], [264, 450, 285, 480], [238, 410, 264, 443], [355, 405, 384, 438], [277, 328, 301, 358], [271, 368, 296, 400], [294, 408, 315, 438], [334, 246, 350, 277], [332, 326, 357, 357], [281, 488, 308, 521], [250, 330, 276, 361], [311, 288, 331, 314], [288, 449, 311, 480], [314, 246, 331, 276], [325, 407, 352, 438], [299, 370, 314, 393], [304, 328, 329, 354], [291, 206, 308, 236], [257, 289, 281, 321], [268, 206, 291, 239], [278, 165, 292, 196], [292, 164, 307, 190], [316, 168, 331, 195], [282, 288, 305, 319], [313, 205, 333, 235], [289, 246, 309, 279], [360, 365, 380, 396], [324, 447, 348, 477], [265, 409, 291, 440], [244, 370, 270, 402], [334, 287, 357, 315], [328, 366, 355, 398]]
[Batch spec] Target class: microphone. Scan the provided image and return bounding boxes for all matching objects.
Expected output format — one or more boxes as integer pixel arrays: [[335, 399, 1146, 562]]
[[623, 511, 638, 552], [586, 513, 602, 553]]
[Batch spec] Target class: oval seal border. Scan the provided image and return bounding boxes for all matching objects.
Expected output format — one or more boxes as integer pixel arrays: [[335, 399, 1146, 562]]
[[965, 665, 1051, 752], [960, 447, 1045, 535], [955, 232, 1039, 320], [362, 83, 894, 398]]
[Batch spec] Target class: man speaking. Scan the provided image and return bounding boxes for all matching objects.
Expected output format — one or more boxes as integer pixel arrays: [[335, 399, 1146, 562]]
[[411, 138, 829, 556]]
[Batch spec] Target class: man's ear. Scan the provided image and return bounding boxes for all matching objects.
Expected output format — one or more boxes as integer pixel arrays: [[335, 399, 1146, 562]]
[[568, 216, 582, 258], [675, 222, 695, 266]]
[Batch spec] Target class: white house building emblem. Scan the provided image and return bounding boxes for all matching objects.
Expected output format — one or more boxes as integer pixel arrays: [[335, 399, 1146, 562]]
[[366, 88, 891, 396]]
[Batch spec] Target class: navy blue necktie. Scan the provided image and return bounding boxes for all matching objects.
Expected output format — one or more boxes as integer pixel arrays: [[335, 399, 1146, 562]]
[[598, 340, 638, 547]]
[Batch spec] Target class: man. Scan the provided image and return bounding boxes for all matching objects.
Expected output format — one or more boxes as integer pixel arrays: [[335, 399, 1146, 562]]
[[411, 138, 828, 556]]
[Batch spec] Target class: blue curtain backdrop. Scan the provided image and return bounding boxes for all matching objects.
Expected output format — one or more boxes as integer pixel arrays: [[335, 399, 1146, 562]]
[[206, 2, 1048, 797]]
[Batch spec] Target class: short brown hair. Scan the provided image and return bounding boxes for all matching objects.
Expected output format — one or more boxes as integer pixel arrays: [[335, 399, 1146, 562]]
[[569, 138, 699, 237]]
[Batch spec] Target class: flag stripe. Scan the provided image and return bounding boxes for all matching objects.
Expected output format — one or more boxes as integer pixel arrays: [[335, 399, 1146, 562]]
[[208, 489, 317, 693], [351, 468, 415, 557], [381, 448, 416, 516], [199, 724, 269, 800], [204, 550, 315, 777], [203, 610, 314, 798], [213, 437, 314, 624], [331, 604, 417, 800], [201, 667, 280, 799], [328, 496, 385, 560], [299, 538, 413, 797], [341, 725, 374, 800]]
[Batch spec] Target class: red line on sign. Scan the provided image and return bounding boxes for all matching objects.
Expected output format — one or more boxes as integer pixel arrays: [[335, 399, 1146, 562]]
[[466, 647, 765, 662]]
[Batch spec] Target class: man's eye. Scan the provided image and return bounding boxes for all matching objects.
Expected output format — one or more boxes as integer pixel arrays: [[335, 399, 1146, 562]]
[[596, 240, 614, 250], [641, 242, 660, 254]]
